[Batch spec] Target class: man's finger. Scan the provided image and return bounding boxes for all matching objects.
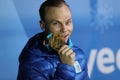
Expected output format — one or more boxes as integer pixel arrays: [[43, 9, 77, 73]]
[[58, 45, 68, 54]]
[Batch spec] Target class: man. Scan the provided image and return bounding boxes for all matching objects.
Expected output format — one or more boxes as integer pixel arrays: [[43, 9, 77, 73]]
[[17, 0, 89, 80]]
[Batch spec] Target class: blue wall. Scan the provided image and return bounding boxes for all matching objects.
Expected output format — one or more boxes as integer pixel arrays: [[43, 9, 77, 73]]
[[0, 0, 120, 80]]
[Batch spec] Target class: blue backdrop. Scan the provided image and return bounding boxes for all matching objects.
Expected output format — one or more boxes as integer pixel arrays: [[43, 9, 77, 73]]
[[0, 0, 120, 80]]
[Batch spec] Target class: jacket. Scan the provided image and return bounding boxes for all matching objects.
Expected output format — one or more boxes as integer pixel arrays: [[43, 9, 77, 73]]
[[17, 32, 89, 80]]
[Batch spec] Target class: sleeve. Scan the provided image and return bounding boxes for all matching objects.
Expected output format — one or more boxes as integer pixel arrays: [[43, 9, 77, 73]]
[[17, 48, 76, 80], [17, 60, 76, 80], [53, 49, 90, 80], [17, 61, 49, 80], [54, 63, 76, 80], [74, 48, 90, 80]]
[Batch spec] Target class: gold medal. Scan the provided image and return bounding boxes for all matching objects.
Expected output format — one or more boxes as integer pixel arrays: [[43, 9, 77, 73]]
[[48, 33, 65, 51]]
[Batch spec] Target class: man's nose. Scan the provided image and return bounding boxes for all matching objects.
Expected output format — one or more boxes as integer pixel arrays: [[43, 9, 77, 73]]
[[60, 24, 67, 32]]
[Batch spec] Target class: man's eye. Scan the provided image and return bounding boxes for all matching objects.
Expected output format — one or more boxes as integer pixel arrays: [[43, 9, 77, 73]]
[[53, 22, 58, 25], [54, 23, 57, 24], [66, 20, 72, 25]]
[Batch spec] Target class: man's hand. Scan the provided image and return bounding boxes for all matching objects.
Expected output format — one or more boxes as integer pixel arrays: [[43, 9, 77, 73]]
[[58, 45, 75, 66]]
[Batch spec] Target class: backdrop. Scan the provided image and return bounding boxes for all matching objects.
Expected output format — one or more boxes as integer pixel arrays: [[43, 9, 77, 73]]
[[0, 0, 120, 80]]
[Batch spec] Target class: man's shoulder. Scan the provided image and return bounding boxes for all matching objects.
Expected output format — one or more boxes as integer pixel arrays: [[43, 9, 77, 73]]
[[25, 32, 45, 48], [72, 45, 84, 54], [19, 32, 46, 61], [29, 32, 45, 42], [73, 45, 86, 59]]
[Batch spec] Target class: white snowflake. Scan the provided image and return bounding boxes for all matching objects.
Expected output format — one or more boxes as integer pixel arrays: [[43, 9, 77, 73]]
[[91, 2, 114, 33]]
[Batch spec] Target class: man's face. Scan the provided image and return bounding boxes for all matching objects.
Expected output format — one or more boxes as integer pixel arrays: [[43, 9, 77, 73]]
[[44, 4, 73, 43]]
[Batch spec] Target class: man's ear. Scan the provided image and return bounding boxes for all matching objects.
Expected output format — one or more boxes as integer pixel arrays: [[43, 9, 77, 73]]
[[40, 20, 45, 31]]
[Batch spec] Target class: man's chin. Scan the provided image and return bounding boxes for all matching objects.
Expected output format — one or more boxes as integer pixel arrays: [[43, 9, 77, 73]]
[[64, 38, 69, 43], [61, 35, 69, 43]]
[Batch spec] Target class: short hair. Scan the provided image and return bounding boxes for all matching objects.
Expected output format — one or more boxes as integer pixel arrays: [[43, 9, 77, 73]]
[[39, 0, 69, 21]]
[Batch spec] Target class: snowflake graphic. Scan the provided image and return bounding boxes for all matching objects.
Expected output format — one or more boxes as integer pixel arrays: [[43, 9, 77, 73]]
[[90, 2, 114, 34]]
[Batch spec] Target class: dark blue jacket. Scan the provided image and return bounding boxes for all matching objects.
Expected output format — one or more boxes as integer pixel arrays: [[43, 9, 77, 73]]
[[17, 32, 89, 80]]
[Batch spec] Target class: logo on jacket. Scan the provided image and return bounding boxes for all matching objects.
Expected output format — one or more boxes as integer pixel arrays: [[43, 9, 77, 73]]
[[74, 61, 81, 73]]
